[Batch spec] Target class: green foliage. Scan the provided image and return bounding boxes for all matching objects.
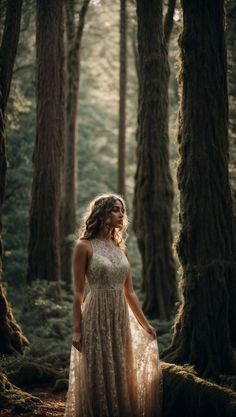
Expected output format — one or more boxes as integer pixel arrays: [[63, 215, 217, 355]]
[[3, 87, 34, 285], [2, 5, 35, 286], [19, 280, 73, 358]]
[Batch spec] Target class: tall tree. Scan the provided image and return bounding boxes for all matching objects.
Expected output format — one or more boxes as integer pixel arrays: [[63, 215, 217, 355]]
[[27, 0, 64, 283], [61, 0, 90, 288], [162, 0, 236, 379], [118, 0, 127, 197], [133, 0, 177, 320], [164, 0, 176, 45], [0, 0, 29, 353], [226, 1, 236, 198]]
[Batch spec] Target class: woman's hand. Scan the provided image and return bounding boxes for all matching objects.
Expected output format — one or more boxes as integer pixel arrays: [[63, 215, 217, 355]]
[[72, 331, 82, 352], [144, 324, 157, 340]]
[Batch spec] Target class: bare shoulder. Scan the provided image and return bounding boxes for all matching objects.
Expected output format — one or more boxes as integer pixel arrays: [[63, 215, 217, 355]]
[[73, 239, 92, 260]]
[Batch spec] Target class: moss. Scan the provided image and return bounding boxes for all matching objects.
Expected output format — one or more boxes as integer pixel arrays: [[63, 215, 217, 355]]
[[0, 284, 29, 354], [51, 378, 68, 393], [8, 361, 66, 387], [162, 362, 236, 417], [0, 371, 42, 411]]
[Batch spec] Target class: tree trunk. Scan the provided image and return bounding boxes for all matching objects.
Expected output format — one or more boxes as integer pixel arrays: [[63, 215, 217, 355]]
[[162, 0, 236, 379], [27, 0, 64, 283], [118, 0, 127, 197], [133, 0, 177, 320], [60, 0, 90, 288], [0, 285, 29, 353], [225, 4, 236, 348], [0, 0, 23, 276], [226, 1, 236, 199], [0, 371, 41, 411], [161, 362, 236, 417], [0, 0, 29, 354], [164, 0, 176, 45]]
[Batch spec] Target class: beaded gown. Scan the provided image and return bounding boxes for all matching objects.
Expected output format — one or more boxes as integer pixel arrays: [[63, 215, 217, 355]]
[[64, 238, 162, 417]]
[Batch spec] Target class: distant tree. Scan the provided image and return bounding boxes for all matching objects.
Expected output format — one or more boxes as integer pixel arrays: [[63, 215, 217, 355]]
[[118, 0, 127, 197], [27, 0, 64, 283], [164, 0, 176, 45], [133, 0, 177, 320], [162, 0, 236, 379], [0, 0, 29, 353], [61, 0, 90, 288]]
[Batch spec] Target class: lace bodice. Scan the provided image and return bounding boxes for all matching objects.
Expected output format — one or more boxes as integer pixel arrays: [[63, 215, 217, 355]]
[[86, 238, 130, 290]]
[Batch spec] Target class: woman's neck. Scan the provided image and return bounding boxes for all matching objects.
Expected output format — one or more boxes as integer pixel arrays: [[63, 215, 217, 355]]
[[96, 230, 113, 242]]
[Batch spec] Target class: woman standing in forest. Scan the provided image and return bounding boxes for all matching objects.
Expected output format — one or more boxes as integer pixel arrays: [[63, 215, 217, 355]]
[[64, 193, 162, 417]]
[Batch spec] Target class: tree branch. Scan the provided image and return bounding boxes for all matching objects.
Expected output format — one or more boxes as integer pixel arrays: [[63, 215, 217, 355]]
[[74, 0, 90, 51]]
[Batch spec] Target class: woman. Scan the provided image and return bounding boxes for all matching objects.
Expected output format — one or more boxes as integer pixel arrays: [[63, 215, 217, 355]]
[[64, 193, 162, 417]]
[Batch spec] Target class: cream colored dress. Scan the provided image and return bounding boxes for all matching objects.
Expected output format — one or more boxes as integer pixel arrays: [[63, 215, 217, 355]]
[[64, 238, 162, 417]]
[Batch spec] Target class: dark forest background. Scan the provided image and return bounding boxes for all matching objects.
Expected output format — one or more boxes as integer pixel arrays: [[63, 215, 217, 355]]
[[0, 0, 236, 415]]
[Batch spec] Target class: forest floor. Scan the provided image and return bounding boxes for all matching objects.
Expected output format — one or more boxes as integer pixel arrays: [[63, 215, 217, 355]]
[[0, 386, 67, 417]]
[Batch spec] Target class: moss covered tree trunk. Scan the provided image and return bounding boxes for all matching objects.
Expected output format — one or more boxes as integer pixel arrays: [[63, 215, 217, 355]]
[[27, 0, 64, 283], [227, 1, 236, 199], [133, 0, 177, 320], [118, 0, 127, 197], [161, 362, 236, 417], [61, 0, 90, 288], [0, 0, 23, 278], [0, 285, 29, 353], [0, 0, 29, 354], [162, 0, 236, 379]]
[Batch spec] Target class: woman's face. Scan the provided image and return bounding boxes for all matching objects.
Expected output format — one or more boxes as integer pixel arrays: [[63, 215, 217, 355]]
[[108, 199, 125, 229]]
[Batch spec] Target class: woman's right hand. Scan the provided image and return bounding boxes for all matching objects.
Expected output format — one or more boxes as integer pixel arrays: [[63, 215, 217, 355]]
[[72, 331, 82, 352]]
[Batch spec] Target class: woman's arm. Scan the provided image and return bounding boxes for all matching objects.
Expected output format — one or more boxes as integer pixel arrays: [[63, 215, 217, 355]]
[[72, 240, 90, 351], [123, 249, 156, 339]]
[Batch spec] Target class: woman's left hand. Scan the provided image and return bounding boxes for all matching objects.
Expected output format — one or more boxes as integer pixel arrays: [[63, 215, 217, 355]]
[[145, 324, 157, 340]]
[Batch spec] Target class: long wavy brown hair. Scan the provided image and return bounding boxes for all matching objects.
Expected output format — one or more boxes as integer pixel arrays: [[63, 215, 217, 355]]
[[77, 193, 128, 247]]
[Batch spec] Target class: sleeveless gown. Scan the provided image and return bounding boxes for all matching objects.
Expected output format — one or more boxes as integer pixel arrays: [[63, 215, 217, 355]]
[[64, 238, 162, 417]]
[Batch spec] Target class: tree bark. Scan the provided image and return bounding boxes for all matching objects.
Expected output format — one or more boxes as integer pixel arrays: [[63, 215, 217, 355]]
[[0, 285, 29, 353], [164, 0, 176, 45], [226, 1, 236, 199], [60, 0, 90, 288], [162, 0, 236, 379], [118, 0, 127, 197], [27, 0, 64, 283], [133, 0, 177, 320], [161, 362, 236, 417], [0, 0, 29, 354], [0, 0, 23, 276], [0, 371, 41, 411]]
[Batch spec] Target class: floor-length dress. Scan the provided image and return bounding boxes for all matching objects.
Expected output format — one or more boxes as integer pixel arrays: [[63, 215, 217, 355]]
[[64, 238, 162, 417]]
